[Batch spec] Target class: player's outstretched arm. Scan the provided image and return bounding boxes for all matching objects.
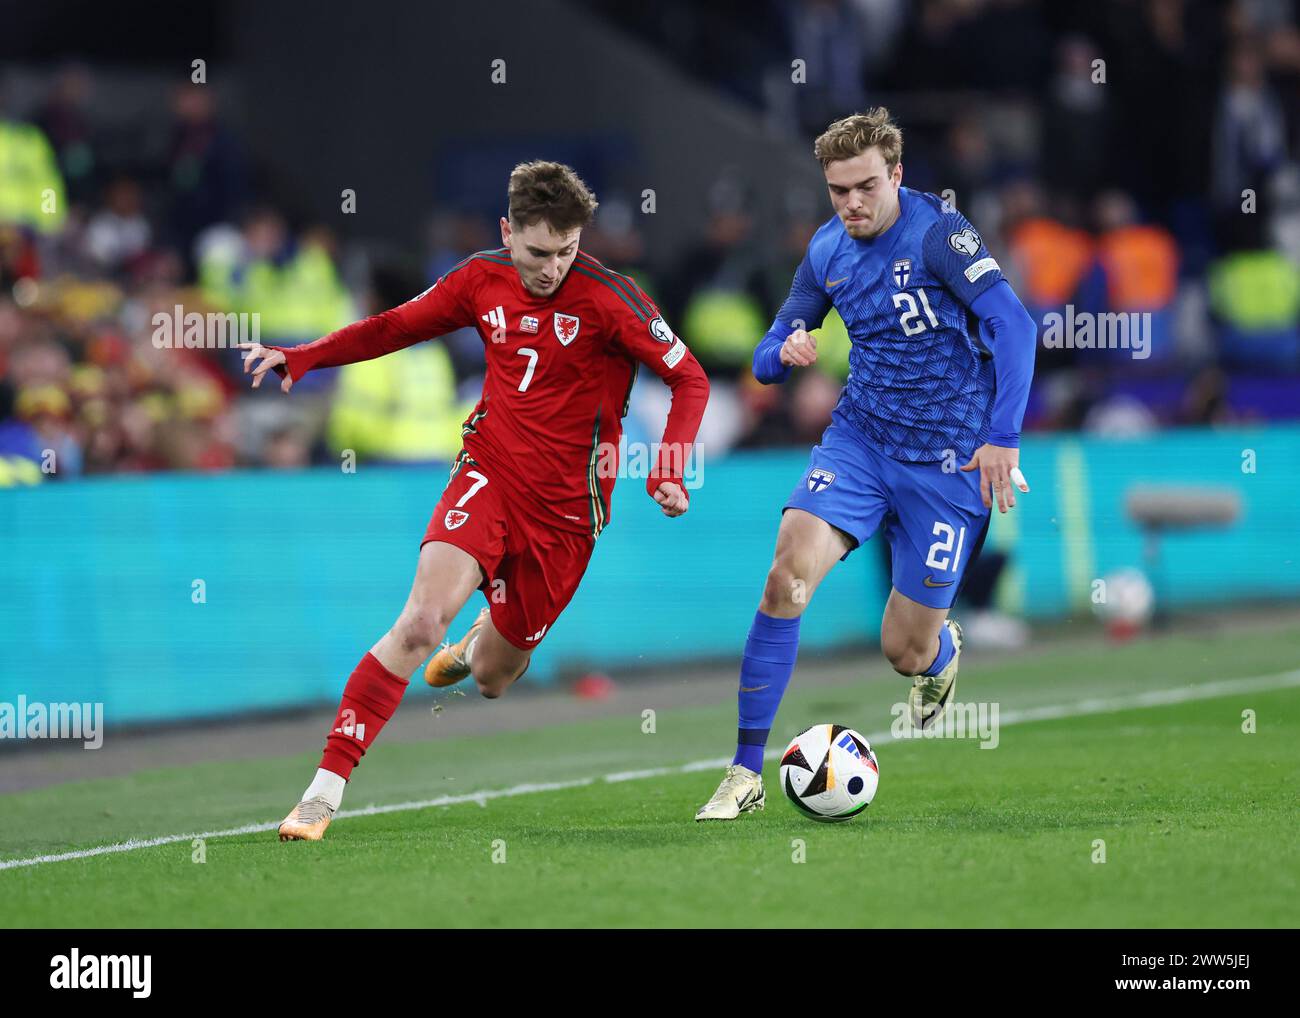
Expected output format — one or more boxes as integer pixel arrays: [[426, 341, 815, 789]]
[[236, 271, 475, 391]]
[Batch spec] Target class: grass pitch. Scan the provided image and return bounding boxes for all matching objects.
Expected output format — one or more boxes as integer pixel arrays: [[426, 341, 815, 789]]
[[2, 622, 1297, 928]]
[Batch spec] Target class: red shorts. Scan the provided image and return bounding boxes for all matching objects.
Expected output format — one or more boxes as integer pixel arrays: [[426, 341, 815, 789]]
[[421, 459, 595, 651]]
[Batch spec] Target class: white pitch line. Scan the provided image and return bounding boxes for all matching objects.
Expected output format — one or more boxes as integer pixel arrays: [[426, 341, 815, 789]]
[[2, 669, 1297, 873], [0, 779, 600, 872]]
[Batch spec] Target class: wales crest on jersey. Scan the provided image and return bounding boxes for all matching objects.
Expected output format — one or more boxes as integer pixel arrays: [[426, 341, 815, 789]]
[[554, 313, 580, 346]]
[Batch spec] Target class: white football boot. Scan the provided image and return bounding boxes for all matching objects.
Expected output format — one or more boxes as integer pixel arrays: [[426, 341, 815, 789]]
[[908, 618, 963, 731], [694, 764, 765, 821], [277, 795, 336, 842]]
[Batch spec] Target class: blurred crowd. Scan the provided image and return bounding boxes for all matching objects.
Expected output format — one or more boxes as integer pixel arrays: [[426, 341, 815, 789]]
[[593, 0, 1300, 449], [2, 0, 1299, 485]]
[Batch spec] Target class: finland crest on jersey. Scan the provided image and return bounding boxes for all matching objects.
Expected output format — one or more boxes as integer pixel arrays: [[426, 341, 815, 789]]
[[807, 468, 836, 493], [892, 258, 911, 288]]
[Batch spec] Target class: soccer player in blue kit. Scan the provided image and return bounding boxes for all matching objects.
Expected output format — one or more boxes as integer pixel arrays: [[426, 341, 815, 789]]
[[697, 108, 1037, 820]]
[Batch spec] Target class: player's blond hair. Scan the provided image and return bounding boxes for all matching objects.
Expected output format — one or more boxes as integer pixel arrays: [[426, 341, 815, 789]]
[[814, 108, 903, 171], [507, 161, 599, 233]]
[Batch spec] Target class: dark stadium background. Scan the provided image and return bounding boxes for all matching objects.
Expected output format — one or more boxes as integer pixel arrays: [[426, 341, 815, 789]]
[[5, 0, 1297, 470]]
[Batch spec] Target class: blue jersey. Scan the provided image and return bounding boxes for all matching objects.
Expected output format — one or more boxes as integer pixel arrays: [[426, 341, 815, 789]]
[[760, 188, 1007, 463]]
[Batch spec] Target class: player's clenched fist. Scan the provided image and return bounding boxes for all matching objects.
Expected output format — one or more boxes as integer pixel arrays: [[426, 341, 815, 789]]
[[237, 342, 293, 393], [779, 329, 818, 368], [651, 481, 689, 518]]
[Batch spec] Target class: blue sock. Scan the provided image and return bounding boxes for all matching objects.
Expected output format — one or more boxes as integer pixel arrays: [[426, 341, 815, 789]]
[[732, 611, 801, 773], [921, 622, 955, 676]]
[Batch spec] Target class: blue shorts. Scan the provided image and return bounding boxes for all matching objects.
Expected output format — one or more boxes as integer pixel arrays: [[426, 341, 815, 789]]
[[784, 412, 991, 609]]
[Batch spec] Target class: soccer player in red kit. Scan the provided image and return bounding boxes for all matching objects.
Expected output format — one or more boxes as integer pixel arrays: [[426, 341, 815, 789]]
[[239, 162, 709, 841]]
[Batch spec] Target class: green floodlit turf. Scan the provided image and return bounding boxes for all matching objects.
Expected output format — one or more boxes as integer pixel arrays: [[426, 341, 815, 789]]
[[0, 623, 1297, 928]]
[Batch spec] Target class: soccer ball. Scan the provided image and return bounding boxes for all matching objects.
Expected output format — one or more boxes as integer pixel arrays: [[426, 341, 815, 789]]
[[1093, 567, 1154, 639], [780, 724, 879, 822]]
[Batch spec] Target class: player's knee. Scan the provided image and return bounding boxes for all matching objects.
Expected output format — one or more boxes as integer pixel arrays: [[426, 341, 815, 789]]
[[882, 634, 931, 676], [392, 604, 453, 658], [887, 649, 928, 676], [760, 562, 812, 617], [475, 680, 505, 700], [473, 655, 528, 699], [473, 665, 513, 699]]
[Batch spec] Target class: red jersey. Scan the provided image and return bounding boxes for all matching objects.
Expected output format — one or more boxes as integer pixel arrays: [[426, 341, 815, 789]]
[[272, 248, 710, 535]]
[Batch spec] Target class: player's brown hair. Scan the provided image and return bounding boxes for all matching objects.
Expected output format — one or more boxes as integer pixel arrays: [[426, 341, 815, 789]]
[[814, 107, 903, 171], [507, 161, 599, 233]]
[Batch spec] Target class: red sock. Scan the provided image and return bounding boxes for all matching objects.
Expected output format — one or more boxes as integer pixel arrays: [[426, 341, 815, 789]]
[[319, 652, 409, 780]]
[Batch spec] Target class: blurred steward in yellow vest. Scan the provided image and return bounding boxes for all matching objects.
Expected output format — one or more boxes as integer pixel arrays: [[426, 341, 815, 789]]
[[326, 343, 476, 463], [0, 118, 67, 234]]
